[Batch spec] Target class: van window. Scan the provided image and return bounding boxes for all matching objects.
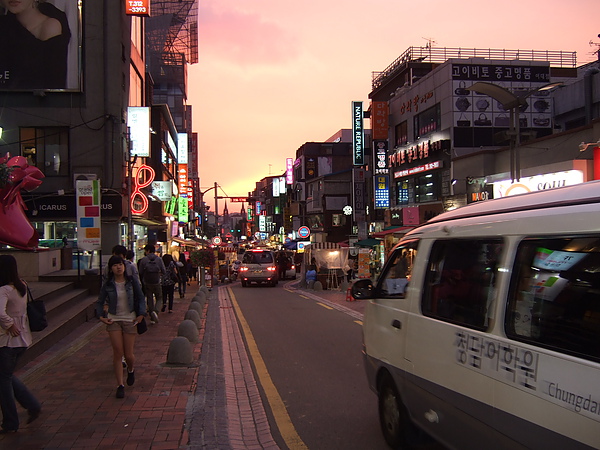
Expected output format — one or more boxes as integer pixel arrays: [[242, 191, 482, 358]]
[[376, 242, 418, 298], [242, 251, 274, 264], [507, 237, 600, 363], [423, 239, 503, 330]]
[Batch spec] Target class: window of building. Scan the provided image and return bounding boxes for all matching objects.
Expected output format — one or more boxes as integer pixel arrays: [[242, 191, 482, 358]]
[[423, 239, 503, 330], [506, 237, 600, 363], [395, 121, 408, 147], [331, 213, 346, 227], [375, 241, 419, 298], [20, 127, 69, 177], [413, 104, 440, 140], [414, 173, 440, 203], [396, 178, 410, 205]]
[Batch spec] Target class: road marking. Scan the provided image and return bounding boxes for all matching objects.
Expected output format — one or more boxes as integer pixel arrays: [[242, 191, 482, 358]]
[[317, 302, 333, 310], [354, 320, 363, 326], [227, 287, 308, 450], [299, 295, 309, 299]]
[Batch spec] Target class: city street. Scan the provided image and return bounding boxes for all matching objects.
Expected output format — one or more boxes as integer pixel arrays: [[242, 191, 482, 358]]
[[228, 282, 387, 449]]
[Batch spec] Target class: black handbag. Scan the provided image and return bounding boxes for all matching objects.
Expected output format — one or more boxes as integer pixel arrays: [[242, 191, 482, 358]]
[[26, 285, 48, 332], [136, 317, 148, 335]]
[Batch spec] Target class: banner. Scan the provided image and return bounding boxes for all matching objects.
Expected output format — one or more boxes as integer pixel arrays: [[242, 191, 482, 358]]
[[76, 179, 101, 251]]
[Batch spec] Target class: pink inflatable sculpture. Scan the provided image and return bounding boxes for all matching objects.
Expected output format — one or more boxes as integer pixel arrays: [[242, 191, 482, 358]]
[[0, 154, 45, 249]]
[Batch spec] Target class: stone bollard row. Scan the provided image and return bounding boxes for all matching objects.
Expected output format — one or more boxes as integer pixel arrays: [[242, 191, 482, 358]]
[[166, 285, 211, 365]]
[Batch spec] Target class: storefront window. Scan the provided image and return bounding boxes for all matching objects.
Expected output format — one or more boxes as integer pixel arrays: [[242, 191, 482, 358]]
[[413, 104, 440, 140], [20, 127, 69, 177], [415, 173, 440, 203]]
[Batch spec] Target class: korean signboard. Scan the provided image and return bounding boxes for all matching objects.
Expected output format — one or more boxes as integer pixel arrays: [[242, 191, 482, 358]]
[[76, 179, 101, 251]]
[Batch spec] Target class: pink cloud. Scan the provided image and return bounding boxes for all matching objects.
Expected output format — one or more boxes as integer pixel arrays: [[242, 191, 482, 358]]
[[198, 5, 299, 65]]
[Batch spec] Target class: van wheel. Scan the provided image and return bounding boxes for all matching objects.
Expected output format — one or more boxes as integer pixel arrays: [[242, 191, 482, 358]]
[[378, 375, 419, 449], [241, 280, 247, 287]]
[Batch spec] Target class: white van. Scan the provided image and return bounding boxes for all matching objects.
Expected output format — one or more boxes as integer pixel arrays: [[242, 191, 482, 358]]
[[353, 180, 600, 450]]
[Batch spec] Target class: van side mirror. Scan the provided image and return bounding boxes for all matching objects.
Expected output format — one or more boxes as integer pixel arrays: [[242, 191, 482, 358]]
[[351, 279, 375, 299]]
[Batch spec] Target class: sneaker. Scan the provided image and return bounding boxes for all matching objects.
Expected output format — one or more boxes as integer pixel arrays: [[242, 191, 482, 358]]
[[122, 356, 127, 368], [116, 385, 125, 399], [150, 311, 159, 323], [126, 370, 135, 386]]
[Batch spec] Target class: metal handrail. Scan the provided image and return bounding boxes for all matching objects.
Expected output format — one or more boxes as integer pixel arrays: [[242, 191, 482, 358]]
[[372, 46, 578, 89]]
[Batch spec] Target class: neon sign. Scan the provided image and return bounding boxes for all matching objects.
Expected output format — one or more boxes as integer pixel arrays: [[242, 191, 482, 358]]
[[131, 164, 155, 214]]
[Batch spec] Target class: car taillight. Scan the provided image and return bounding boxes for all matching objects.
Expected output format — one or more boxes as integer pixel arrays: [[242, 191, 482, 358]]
[[267, 266, 276, 271], [290, 264, 295, 270], [240, 267, 249, 272]]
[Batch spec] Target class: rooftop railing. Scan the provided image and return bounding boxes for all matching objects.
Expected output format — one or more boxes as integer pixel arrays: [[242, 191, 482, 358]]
[[372, 46, 578, 90]]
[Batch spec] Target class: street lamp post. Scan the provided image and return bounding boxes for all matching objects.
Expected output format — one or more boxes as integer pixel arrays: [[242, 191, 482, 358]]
[[468, 81, 562, 182], [198, 182, 220, 237]]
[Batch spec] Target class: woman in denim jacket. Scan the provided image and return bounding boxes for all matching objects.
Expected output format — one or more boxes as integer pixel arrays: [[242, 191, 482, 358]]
[[96, 255, 146, 399]]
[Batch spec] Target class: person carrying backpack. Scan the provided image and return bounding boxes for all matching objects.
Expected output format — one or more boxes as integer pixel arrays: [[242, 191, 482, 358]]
[[160, 254, 179, 313], [138, 244, 165, 323]]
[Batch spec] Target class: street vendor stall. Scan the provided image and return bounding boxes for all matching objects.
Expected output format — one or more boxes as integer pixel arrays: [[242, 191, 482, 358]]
[[304, 242, 349, 290]]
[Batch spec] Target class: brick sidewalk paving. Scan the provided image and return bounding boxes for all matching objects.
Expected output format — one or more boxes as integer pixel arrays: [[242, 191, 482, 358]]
[[6, 283, 205, 450]]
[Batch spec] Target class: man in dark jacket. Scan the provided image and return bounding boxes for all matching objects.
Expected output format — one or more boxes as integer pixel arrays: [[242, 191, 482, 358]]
[[138, 244, 165, 323]]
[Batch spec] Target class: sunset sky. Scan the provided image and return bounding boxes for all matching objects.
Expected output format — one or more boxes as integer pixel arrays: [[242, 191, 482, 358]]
[[188, 0, 599, 212]]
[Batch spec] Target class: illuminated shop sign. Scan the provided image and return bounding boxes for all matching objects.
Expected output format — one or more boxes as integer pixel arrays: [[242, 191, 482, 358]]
[[125, 0, 150, 17], [374, 141, 389, 175], [493, 171, 584, 198], [374, 176, 390, 209], [177, 133, 188, 164], [131, 164, 155, 214], [394, 161, 442, 179], [352, 101, 364, 165], [286, 158, 294, 184], [127, 107, 150, 157], [391, 140, 450, 167]]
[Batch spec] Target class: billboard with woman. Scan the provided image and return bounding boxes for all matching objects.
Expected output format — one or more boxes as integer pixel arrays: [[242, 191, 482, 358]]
[[0, 0, 81, 91]]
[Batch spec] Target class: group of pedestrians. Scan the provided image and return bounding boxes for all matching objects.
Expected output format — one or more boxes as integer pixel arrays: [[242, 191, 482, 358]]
[[0, 243, 192, 433]]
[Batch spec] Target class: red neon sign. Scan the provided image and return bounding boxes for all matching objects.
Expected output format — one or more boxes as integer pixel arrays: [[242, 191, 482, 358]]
[[131, 164, 155, 214]]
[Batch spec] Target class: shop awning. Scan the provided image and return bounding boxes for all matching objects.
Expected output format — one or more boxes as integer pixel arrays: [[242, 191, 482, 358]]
[[354, 238, 382, 247], [371, 226, 414, 238], [172, 237, 199, 247], [306, 242, 343, 249]]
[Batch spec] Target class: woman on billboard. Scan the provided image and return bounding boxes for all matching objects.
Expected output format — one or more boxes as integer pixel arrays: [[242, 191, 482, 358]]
[[0, 0, 71, 89]]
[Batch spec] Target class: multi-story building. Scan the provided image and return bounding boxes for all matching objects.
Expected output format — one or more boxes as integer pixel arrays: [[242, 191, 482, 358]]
[[369, 46, 600, 231], [0, 1, 198, 265]]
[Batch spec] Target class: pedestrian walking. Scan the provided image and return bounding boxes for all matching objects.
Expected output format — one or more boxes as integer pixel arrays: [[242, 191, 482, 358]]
[[96, 255, 146, 399], [103, 245, 140, 284], [138, 244, 165, 323], [160, 254, 178, 313], [177, 254, 188, 298], [0, 255, 41, 433]]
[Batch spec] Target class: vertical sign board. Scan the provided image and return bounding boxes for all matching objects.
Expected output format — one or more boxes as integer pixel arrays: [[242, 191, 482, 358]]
[[76, 180, 101, 251], [127, 107, 150, 157], [352, 101, 364, 166]]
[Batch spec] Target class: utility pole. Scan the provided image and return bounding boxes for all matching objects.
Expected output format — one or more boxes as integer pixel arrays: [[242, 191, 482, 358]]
[[214, 181, 219, 237]]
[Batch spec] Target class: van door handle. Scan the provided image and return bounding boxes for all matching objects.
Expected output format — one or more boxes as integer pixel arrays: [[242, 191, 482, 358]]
[[391, 319, 401, 329]]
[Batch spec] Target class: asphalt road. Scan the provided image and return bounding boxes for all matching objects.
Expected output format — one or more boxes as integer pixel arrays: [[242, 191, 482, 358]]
[[229, 282, 389, 450]]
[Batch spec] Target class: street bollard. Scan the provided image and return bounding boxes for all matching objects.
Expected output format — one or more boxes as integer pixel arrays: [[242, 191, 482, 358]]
[[166, 336, 194, 365], [177, 319, 199, 343], [184, 309, 201, 328]]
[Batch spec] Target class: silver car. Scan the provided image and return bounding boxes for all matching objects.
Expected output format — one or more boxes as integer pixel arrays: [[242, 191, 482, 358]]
[[239, 250, 279, 287]]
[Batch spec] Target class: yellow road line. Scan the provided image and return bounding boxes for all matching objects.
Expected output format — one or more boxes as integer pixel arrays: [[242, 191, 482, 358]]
[[227, 288, 308, 450], [299, 295, 309, 299], [354, 320, 363, 326], [317, 302, 333, 310]]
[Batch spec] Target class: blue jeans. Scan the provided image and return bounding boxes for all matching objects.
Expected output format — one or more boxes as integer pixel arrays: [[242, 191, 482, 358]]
[[0, 347, 40, 431]]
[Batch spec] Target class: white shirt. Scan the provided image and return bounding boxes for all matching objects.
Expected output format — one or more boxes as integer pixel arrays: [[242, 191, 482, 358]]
[[0, 284, 33, 347]]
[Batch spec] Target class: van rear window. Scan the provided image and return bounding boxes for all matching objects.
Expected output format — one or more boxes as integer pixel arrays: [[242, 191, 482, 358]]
[[507, 237, 600, 363], [423, 239, 503, 330]]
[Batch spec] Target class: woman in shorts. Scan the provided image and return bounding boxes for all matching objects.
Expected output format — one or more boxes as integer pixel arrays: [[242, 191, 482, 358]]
[[96, 255, 146, 398]]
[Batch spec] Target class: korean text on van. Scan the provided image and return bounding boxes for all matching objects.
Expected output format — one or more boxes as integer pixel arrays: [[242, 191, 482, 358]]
[[353, 180, 600, 450]]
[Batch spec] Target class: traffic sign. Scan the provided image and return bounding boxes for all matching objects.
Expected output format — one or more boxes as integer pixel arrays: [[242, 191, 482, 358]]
[[298, 226, 310, 239], [212, 236, 222, 245]]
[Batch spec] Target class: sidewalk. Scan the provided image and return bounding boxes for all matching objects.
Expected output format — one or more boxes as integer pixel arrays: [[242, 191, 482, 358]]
[[8, 282, 206, 450], [5, 278, 367, 449]]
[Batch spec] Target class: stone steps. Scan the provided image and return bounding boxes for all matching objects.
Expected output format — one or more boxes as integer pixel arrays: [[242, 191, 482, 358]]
[[17, 272, 100, 368]]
